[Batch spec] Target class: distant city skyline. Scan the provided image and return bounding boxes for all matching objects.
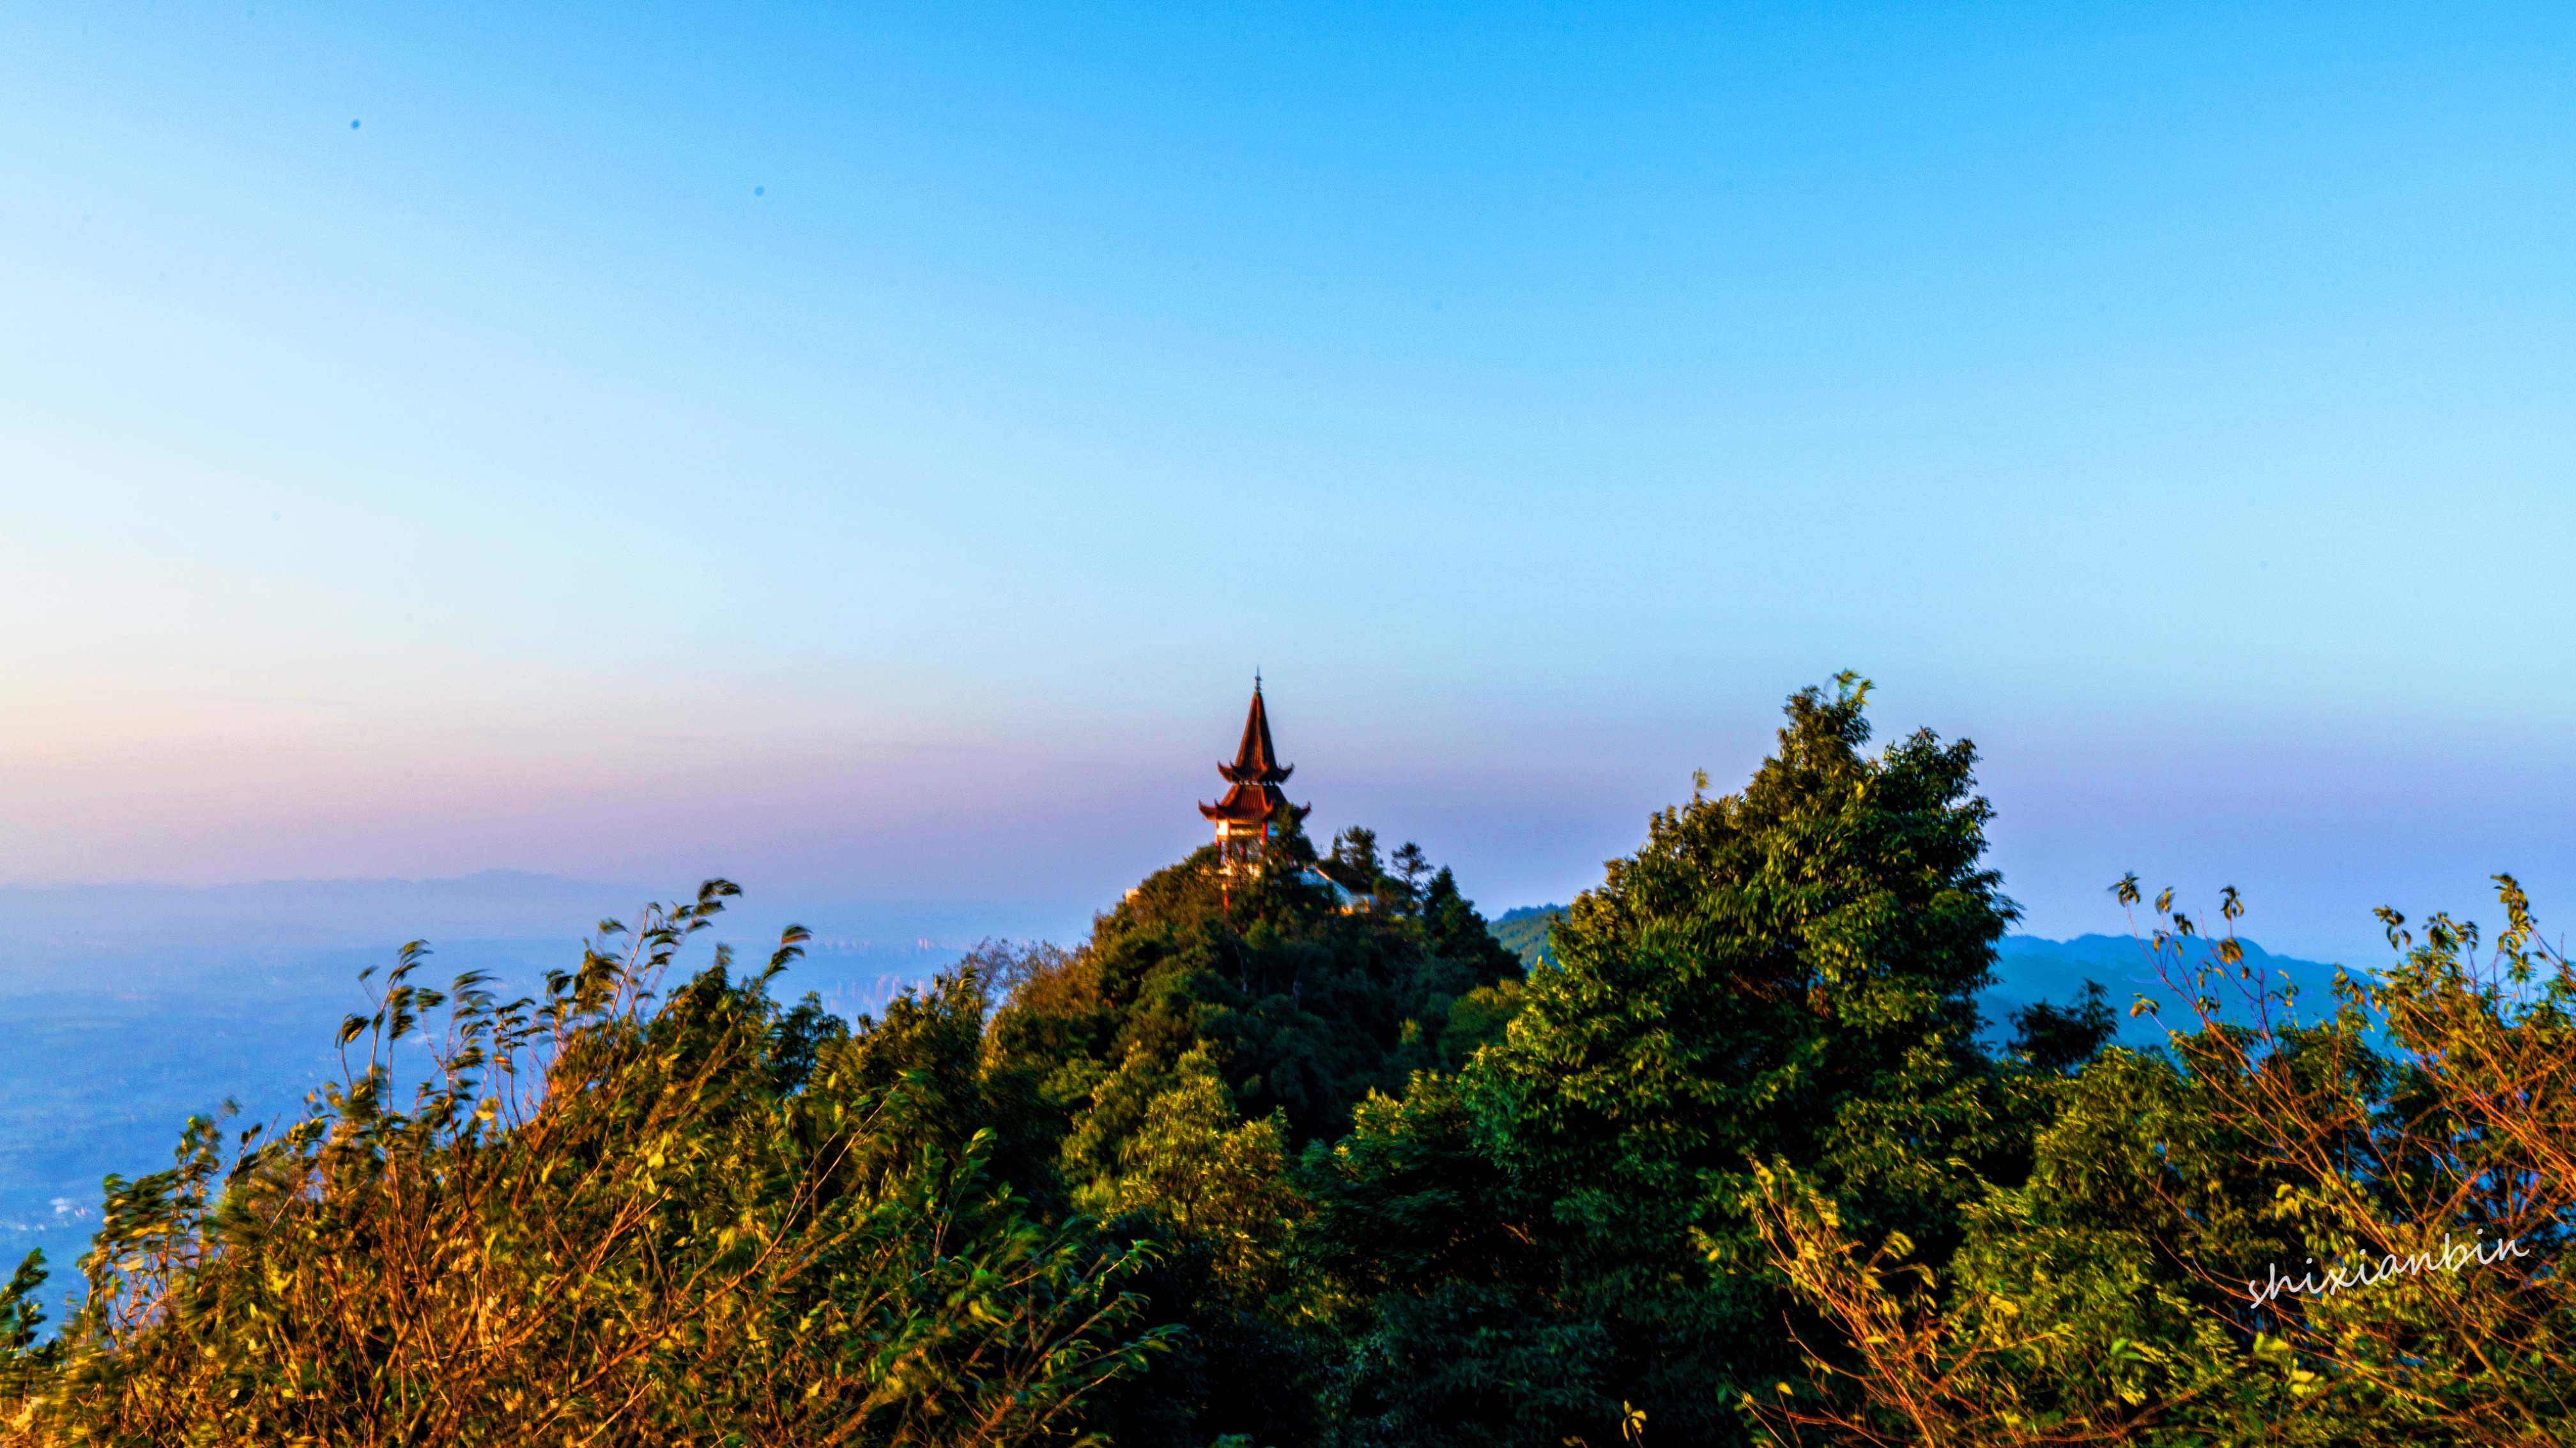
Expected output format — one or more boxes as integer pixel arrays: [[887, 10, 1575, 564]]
[[4, 2, 2570, 962]]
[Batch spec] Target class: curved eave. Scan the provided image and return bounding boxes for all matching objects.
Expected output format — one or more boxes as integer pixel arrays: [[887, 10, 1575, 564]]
[[1200, 779, 1290, 825]]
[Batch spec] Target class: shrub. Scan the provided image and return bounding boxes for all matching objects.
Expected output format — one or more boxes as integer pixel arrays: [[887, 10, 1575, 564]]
[[0, 881, 1172, 1447]]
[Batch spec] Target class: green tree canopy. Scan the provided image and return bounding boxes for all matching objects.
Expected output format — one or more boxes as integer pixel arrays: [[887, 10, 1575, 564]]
[[1311, 674, 2022, 1447]]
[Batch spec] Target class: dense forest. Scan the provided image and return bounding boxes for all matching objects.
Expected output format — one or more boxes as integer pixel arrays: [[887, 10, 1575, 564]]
[[4, 676, 2572, 1445]]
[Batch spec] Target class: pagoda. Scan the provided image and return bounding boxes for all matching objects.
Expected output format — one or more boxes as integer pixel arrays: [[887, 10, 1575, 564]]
[[1200, 680, 1299, 873]]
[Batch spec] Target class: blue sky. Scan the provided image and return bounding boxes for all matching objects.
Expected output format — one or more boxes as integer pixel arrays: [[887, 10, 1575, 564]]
[[3, 1, 2570, 959]]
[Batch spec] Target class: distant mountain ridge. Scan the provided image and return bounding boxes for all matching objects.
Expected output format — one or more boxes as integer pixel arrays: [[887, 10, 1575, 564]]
[[1991, 932, 2350, 1048], [1483, 908, 2349, 1050]]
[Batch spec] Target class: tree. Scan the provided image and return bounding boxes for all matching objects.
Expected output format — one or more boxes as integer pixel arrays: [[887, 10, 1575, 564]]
[[985, 835, 1529, 1447], [1300, 1073, 1601, 1448], [1, 885, 1175, 1447], [2005, 981, 2117, 1076], [1328, 828, 1384, 896], [990, 841, 1526, 1152], [1389, 843, 1433, 903], [1312, 676, 2020, 1446], [1747, 878, 2576, 1446], [1072, 1044, 1305, 1308]]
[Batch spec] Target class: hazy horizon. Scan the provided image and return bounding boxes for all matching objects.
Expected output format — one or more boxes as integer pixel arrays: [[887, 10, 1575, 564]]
[[0, 861, 2412, 967]]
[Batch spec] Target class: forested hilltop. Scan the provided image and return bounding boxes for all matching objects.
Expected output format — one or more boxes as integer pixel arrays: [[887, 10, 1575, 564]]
[[6, 678, 2574, 1446]]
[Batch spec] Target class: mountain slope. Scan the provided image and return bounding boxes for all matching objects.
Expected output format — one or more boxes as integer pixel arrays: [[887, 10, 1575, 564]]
[[1488, 904, 1565, 970]]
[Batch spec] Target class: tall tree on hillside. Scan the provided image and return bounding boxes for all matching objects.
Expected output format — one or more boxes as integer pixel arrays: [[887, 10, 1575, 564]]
[[1388, 842, 1432, 903], [1328, 828, 1384, 895], [1313, 675, 2020, 1447]]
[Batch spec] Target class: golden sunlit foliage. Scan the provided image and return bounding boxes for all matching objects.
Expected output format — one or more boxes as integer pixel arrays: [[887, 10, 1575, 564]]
[[0, 883, 1171, 1447], [1742, 876, 2576, 1447]]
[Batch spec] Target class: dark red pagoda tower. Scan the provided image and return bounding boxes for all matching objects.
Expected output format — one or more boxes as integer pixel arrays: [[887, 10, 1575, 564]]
[[1200, 680, 1297, 873]]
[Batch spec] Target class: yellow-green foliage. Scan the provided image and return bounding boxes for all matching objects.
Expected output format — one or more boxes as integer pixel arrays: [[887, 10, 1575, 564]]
[[1069, 1045, 1304, 1309], [1743, 876, 2576, 1447], [0, 883, 1172, 1448]]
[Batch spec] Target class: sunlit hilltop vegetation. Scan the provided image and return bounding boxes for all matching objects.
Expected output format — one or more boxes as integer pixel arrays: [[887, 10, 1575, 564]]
[[6, 680, 2575, 1446], [1486, 904, 1563, 972]]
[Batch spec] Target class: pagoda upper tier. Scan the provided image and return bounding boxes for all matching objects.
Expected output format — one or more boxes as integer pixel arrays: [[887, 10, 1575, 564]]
[[1220, 685, 1292, 784], [1199, 683, 1294, 830]]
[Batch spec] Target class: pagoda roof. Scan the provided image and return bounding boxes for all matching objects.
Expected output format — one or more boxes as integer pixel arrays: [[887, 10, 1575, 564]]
[[1199, 780, 1290, 825], [1218, 684, 1293, 784]]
